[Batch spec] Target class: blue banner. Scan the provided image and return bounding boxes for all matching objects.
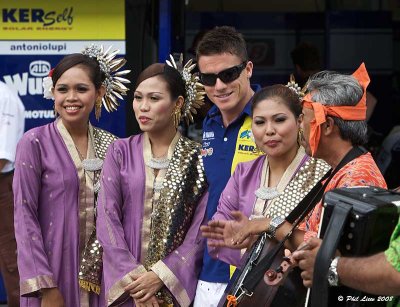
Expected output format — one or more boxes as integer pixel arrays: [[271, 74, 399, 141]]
[[0, 54, 127, 136]]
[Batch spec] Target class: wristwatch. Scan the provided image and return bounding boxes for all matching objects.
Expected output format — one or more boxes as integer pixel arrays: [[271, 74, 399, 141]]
[[328, 256, 341, 287], [266, 216, 285, 239]]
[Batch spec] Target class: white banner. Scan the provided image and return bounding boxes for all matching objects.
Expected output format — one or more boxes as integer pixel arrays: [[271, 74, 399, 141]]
[[0, 40, 126, 55]]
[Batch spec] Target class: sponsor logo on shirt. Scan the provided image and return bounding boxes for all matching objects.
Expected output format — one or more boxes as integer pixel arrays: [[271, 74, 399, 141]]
[[239, 129, 252, 139], [202, 131, 215, 140], [201, 147, 214, 157], [238, 144, 258, 153]]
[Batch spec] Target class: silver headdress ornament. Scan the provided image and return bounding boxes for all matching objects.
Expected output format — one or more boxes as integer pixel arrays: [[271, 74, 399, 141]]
[[166, 54, 206, 125], [81, 45, 131, 116], [286, 74, 306, 101]]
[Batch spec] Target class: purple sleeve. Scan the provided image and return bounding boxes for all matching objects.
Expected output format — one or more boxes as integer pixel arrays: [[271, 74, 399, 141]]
[[13, 134, 57, 296], [152, 192, 208, 306], [208, 167, 242, 267], [97, 143, 146, 306]]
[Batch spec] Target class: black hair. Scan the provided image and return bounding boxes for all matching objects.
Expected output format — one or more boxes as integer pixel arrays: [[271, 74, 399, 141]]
[[251, 85, 302, 118], [52, 53, 105, 89], [135, 63, 186, 101], [196, 26, 248, 62]]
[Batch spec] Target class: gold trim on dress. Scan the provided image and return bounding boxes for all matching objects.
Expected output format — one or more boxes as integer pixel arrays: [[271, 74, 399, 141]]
[[143, 135, 208, 304], [58, 120, 118, 297], [253, 146, 307, 217], [20, 274, 57, 297], [140, 131, 181, 262], [57, 119, 95, 305], [57, 119, 94, 257], [78, 127, 118, 293], [265, 156, 330, 219], [107, 265, 147, 307], [141, 133, 155, 263], [151, 260, 191, 307]]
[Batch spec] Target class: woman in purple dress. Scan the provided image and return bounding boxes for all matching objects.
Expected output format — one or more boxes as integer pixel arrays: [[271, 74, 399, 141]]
[[97, 57, 208, 307], [201, 84, 330, 267], [13, 45, 129, 307]]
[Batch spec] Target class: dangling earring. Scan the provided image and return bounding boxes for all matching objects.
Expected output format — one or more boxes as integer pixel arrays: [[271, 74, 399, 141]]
[[95, 97, 102, 121], [172, 106, 181, 129], [250, 131, 264, 154], [297, 128, 304, 146], [53, 103, 58, 117], [255, 144, 264, 154]]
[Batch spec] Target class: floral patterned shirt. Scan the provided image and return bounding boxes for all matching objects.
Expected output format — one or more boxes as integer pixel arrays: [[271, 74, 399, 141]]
[[298, 152, 387, 241]]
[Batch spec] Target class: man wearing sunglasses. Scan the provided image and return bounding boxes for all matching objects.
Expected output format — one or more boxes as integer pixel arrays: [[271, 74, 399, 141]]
[[193, 26, 262, 307]]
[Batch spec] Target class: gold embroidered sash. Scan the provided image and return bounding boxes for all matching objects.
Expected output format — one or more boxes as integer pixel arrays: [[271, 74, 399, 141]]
[[144, 136, 208, 304], [78, 127, 117, 294], [264, 157, 330, 219]]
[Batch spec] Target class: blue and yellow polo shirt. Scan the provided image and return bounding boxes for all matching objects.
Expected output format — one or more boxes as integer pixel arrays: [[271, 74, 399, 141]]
[[199, 84, 262, 283]]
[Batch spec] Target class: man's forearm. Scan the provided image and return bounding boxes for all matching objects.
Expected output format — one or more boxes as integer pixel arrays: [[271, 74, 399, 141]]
[[338, 252, 400, 295]]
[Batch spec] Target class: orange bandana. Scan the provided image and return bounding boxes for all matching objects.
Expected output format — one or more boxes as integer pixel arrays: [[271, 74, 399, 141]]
[[302, 63, 370, 156]]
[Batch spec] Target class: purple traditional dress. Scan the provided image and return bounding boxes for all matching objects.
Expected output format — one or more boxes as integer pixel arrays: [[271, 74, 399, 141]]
[[208, 146, 330, 266], [13, 119, 116, 307], [97, 131, 208, 307]]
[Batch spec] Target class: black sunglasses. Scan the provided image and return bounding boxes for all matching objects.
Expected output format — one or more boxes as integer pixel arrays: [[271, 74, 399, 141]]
[[199, 61, 247, 86]]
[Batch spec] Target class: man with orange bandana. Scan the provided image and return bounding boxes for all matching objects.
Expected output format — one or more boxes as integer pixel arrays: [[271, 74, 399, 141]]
[[290, 64, 398, 305], [296, 63, 387, 241]]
